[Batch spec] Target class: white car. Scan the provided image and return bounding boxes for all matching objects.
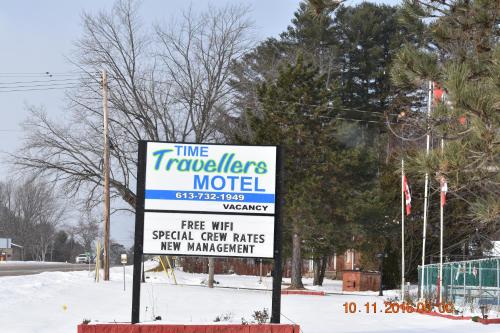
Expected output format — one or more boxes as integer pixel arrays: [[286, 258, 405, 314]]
[[75, 254, 91, 264]]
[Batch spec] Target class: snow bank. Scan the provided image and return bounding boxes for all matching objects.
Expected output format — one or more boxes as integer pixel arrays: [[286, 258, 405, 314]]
[[0, 264, 498, 333]]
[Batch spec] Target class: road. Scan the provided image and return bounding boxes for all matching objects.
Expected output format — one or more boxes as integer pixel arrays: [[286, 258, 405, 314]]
[[0, 262, 92, 277]]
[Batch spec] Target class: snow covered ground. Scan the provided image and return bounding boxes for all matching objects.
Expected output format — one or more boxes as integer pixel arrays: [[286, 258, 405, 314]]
[[0, 262, 498, 333]]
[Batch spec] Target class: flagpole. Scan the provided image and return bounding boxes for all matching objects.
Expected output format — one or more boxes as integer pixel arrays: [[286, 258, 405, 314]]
[[401, 158, 405, 300], [439, 138, 444, 304], [420, 81, 433, 300]]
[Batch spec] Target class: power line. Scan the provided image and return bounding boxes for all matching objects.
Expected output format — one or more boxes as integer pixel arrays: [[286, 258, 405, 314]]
[[0, 82, 84, 90], [0, 71, 89, 76], [0, 72, 396, 125], [240, 102, 396, 124], [271, 100, 391, 116], [0, 78, 87, 85], [0, 85, 79, 93]]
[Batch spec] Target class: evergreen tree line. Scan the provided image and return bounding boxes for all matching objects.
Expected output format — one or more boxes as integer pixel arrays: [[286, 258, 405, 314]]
[[224, 1, 428, 288], [261, 0, 498, 288]]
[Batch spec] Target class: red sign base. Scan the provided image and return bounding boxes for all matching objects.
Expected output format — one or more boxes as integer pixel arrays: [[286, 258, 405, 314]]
[[77, 324, 300, 333]]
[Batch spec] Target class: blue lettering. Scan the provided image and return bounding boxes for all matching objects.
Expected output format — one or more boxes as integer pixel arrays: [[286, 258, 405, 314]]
[[255, 161, 267, 174], [152, 149, 173, 170], [174, 145, 183, 156], [254, 177, 265, 192], [200, 146, 208, 157], [240, 176, 252, 191], [211, 176, 226, 190], [194, 175, 209, 190], [166, 158, 178, 170], [227, 176, 238, 191], [192, 159, 204, 172], [187, 146, 199, 156], [178, 159, 192, 171], [230, 161, 243, 173]]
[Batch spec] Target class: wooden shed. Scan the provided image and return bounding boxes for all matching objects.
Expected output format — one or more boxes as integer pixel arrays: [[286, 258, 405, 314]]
[[342, 270, 381, 292]]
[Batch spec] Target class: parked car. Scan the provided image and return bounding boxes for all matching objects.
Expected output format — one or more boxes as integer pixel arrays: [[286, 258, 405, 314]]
[[75, 254, 91, 264]]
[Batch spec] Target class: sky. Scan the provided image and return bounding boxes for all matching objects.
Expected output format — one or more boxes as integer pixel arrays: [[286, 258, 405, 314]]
[[0, 0, 400, 247]]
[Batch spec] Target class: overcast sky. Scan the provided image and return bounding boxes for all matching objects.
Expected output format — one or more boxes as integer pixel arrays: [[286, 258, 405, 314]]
[[0, 0, 399, 247]]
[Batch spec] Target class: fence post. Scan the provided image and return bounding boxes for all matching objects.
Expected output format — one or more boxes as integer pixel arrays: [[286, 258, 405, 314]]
[[426, 264, 429, 297], [479, 261, 482, 301], [497, 259, 499, 309], [450, 264, 454, 302], [417, 266, 421, 298], [463, 262, 466, 306]]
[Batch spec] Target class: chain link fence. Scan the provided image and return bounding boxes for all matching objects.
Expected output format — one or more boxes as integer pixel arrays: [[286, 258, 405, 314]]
[[418, 258, 500, 312]]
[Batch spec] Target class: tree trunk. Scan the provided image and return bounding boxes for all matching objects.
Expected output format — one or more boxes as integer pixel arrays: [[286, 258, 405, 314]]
[[290, 227, 304, 289], [313, 256, 329, 286], [319, 255, 328, 286], [208, 257, 215, 288], [313, 257, 321, 286]]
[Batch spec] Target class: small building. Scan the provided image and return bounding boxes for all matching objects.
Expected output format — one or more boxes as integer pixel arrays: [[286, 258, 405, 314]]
[[304, 249, 362, 280], [0, 238, 23, 261], [342, 270, 381, 292]]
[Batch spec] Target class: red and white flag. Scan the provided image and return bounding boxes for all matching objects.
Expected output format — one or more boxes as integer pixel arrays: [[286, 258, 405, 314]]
[[440, 176, 448, 207], [403, 175, 411, 215]]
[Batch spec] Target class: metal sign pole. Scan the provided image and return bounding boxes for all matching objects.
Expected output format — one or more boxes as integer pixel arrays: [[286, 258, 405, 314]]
[[123, 264, 126, 291], [131, 141, 147, 324], [271, 146, 284, 324], [122, 253, 128, 291]]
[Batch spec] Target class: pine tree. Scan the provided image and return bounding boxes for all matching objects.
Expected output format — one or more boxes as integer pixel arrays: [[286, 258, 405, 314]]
[[229, 1, 426, 286], [249, 56, 335, 289], [391, 0, 499, 234]]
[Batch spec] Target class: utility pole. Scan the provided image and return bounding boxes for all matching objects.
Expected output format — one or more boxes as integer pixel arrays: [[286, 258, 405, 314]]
[[102, 69, 111, 281], [439, 137, 445, 304], [420, 81, 433, 299], [401, 158, 405, 300]]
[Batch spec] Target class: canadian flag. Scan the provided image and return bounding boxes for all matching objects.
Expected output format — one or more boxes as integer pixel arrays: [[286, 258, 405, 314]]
[[440, 176, 448, 207], [403, 175, 411, 215]]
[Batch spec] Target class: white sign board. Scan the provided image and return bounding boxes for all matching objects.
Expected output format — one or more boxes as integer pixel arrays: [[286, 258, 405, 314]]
[[143, 212, 274, 258], [144, 142, 276, 214], [141, 142, 277, 258], [121, 254, 128, 264], [0, 238, 11, 249]]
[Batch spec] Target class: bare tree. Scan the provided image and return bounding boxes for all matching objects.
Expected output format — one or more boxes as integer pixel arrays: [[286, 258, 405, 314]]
[[0, 179, 64, 261], [73, 213, 101, 252], [155, 5, 253, 143], [12, 0, 253, 212]]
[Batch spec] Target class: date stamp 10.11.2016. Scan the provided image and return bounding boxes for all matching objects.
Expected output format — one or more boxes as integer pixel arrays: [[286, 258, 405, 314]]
[[343, 301, 455, 314]]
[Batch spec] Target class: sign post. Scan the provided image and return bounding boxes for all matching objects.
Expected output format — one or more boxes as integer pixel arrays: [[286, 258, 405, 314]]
[[121, 254, 128, 291], [271, 146, 283, 323], [131, 141, 147, 324], [131, 141, 280, 324]]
